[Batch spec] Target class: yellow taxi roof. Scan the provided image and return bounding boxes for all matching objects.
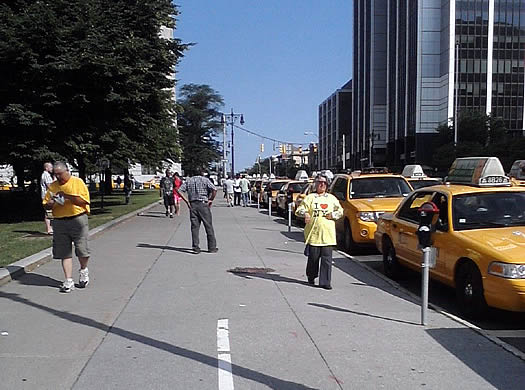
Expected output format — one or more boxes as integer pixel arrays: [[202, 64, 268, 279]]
[[421, 183, 525, 196]]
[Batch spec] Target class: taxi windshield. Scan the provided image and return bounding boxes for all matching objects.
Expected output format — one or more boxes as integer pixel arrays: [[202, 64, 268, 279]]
[[409, 179, 441, 190], [453, 192, 525, 230], [350, 177, 411, 199]]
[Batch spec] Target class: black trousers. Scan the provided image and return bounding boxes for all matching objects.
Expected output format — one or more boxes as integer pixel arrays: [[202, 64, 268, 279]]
[[189, 201, 217, 250], [234, 192, 241, 205], [306, 246, 333, 287]]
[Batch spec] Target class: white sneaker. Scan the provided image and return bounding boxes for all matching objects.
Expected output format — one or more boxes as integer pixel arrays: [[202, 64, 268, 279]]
[[79, 268, 89, 288], [60, 279, 75, 293]]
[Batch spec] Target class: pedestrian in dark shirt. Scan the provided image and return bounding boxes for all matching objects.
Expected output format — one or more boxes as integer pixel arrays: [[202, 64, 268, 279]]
[[175, 168, 218, 254]]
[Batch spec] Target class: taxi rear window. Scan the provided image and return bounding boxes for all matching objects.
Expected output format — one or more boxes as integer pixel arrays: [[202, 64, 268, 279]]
[[409, 179, 441, 190], [452, 192, 525, 230], [270, 182, 286, 190], [289, 182, 308, 192], [350, 177, 411, 199]]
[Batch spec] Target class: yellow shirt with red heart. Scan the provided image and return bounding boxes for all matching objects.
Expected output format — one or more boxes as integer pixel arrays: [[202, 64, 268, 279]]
[[295, 192, 342, 246]]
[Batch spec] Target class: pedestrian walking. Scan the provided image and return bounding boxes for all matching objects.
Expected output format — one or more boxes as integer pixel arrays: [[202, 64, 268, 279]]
[[40, 162, 55, 235], [160, 169, 175, 217], [233, 175, 242, 206], [223, 176, 235, 207], [295, 174, 342, 289], [240, 174, 250, 207], [42, 162, 91, 293], [123, 172, 132, 204], [173, 172, 182, 216], [116, 176, 122, 189], [175, 168, 218, 254]]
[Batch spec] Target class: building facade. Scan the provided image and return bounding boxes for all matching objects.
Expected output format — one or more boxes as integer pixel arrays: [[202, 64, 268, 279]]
[[318, 80, 353, 170], [354, 0, 525, 169]]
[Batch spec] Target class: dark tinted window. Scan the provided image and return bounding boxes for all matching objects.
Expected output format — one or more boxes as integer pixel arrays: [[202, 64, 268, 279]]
[[398, 192, 434, 223], [270, 181, 287, 190], [331, 178, 348, 201], [409, 179, 442, 190], [453, 192, 525, 230], [289, 183, 308, 192]]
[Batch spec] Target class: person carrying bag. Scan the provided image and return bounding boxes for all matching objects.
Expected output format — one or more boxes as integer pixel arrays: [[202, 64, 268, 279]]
[[295, 175, 343, 289]]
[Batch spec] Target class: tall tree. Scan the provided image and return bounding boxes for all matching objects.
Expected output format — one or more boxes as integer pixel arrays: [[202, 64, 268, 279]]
[[177, 84, 224, 176], [432, 110, 510, 173], [0, 0, 188, 184]]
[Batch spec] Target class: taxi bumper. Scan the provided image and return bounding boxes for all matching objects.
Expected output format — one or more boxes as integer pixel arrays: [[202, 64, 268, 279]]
[[484, 276, 525, 312], [351, 220, 378, 245]]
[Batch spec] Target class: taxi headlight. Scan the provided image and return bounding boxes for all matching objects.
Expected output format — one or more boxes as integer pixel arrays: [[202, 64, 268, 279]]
[[358, 212, 376, 222], [488, 262, 525, 279]]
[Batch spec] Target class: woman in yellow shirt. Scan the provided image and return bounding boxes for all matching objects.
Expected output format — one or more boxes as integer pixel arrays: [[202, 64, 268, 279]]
[[295, 175, 342, 289]]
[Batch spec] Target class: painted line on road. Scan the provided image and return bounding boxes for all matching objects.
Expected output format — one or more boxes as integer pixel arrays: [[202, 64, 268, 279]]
[[217, 319, 234, 390]]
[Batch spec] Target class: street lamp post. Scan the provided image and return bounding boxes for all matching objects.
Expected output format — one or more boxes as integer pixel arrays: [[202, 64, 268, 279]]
[[454, 40, 459, 147], [221, 109, 244, 178], [304, 131, 320, 171]]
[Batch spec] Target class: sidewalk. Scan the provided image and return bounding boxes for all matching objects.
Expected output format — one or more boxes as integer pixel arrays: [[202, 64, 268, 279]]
[[0, 195, 524, 389]]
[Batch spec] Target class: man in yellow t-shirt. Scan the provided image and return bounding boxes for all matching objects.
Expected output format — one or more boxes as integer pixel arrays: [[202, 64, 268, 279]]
[[43, 162, 91, 293], [295, 175, 342, 289]]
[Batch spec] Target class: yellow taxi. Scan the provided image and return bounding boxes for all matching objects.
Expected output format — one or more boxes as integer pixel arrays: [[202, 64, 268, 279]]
[[401, 164, 442, 190], [293, 182, 315, 225], [262, 179, 290, 208], [275, 180, 310, 216], [509, 160, 525, 187], [375, 157, 525, 317], [329, 171, 412, 253], [0, 180, 12, 191]]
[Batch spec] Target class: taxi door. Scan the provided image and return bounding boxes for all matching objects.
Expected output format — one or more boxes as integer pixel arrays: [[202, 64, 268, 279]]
[[393, 191, 434, 265]]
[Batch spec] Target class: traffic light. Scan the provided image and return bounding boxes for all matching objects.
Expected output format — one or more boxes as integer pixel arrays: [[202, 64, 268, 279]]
[[298, 146, 302, 153], [260, 143, 264, 152], [279, 144, 285, 154]]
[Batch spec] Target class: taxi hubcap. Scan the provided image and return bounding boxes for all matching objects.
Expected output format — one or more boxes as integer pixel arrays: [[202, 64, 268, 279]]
[[464, 283, 473, 297]]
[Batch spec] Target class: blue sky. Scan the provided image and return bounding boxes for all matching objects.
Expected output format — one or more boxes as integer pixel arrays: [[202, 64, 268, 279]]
[[175, 0, 353, 172]]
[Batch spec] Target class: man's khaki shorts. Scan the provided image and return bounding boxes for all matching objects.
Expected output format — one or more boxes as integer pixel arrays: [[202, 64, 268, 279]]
[[52, 213, 90, 259]]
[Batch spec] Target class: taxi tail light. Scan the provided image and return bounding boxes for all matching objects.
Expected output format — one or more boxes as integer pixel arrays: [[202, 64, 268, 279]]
[[488, 262, 525, 279]]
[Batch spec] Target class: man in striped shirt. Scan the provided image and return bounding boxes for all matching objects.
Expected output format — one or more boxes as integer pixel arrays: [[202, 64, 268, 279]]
[[176, 169, 218, 254]]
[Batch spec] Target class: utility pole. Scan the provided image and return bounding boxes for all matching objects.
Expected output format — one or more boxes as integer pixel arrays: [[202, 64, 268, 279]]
[[369, 131, 373, 167], [342, 134, 346, 170], [221, 109, 244, 178], [222, 115, 227, 179], [454, 41, 459, 147]]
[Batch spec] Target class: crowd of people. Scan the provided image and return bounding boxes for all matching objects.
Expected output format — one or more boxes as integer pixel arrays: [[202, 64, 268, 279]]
[[39, 160, 336, 294]]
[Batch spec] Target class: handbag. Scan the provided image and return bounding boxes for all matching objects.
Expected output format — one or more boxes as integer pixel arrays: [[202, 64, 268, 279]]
[[303, 244, 310, 257]]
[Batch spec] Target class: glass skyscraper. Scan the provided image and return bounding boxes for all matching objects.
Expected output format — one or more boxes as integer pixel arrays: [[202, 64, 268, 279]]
[[353, 0, 525, 169]]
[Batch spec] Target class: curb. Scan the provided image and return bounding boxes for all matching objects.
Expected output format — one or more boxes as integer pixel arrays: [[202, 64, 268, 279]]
[[0, 200, 162, 287], [277, 214, 525, 363]]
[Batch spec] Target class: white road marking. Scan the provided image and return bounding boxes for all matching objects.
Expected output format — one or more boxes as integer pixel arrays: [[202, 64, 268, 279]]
[[217, 319, 234, 390]]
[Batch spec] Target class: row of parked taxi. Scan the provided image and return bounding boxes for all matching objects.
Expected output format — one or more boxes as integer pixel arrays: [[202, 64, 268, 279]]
[[255, 158, 525, 319]]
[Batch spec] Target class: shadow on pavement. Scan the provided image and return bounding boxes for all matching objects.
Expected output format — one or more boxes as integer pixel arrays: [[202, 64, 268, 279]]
[[280, 231, 304, 242], [137, 243, 195, 254], [308, 302, 419, 326], [331, 255, 421, 306], [229, 270, 311, 287], [265, 247, 304, 255], [12, 230, 52, 236], [0, 292, 317, 390], [12, 272, 62, 288], [426, 327, 525, 389]]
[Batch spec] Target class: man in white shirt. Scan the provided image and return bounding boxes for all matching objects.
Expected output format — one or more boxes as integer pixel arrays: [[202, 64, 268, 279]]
[[40, 162, 54, 234], [233, 175, 242, 206], [240, 175, 251, 207], [223, 176, 235, 207]]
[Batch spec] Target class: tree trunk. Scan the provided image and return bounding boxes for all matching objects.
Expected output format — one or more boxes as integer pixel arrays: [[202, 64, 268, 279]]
[[104, 167, 113, 194], [13, 161, 25, 190], [78, 157, 86, 181]]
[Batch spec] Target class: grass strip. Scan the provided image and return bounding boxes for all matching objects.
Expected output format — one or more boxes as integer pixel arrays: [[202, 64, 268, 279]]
[[0, 190, 160, 268]]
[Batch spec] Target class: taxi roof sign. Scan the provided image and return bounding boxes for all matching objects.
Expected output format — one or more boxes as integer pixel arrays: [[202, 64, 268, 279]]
[[401, 164, 426, 178], [509, 160, 525, 180], [447, 157, 511, 187]]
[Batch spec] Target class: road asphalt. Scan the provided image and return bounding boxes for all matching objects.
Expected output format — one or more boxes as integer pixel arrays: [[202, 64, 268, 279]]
[[1, 194, 524, 389]]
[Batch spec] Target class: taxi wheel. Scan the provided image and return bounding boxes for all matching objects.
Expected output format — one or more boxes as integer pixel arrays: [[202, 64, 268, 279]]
[[382, 238, 402, 279], [455, 262, 487, 319]]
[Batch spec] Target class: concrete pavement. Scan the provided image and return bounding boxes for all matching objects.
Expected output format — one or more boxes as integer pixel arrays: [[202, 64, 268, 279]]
[[1, 194, 524, 389]]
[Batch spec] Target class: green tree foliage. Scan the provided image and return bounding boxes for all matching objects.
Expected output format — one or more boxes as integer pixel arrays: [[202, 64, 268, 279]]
[[432, 110, 517, 173], [0, 0, 188, 184], [177, 84, 224, 176]]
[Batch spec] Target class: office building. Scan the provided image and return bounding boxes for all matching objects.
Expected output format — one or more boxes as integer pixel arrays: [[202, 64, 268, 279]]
[[353, 0, 525, 168], [318, 80, 352, 170]]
